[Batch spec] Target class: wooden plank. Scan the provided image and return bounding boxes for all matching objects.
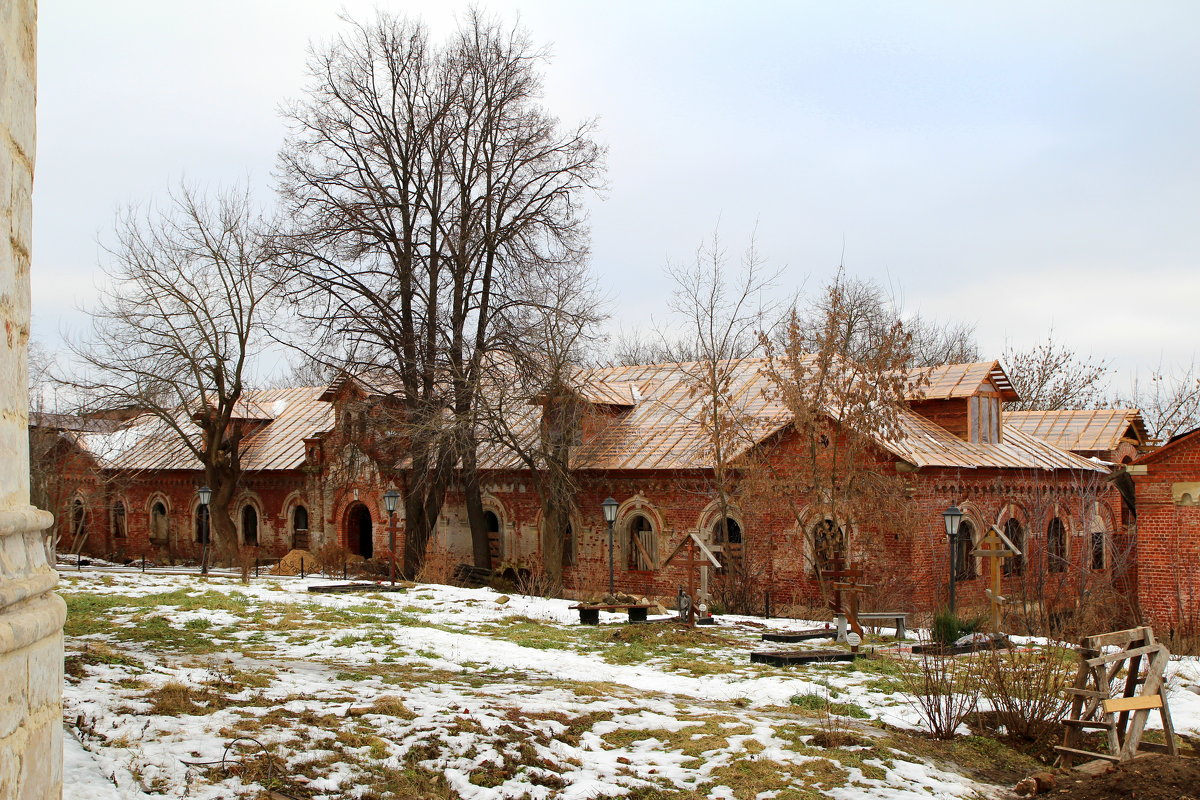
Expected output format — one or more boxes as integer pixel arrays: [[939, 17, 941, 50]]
[[1066, 688, 1110, 698], [1054, 746, 1122, 763], [1082, 627, 1153, 649], [1085, 643, 1163, 667], [1103, 695, 1162, 713]]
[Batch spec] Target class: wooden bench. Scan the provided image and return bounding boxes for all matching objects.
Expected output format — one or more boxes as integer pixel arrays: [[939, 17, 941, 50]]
[[570, 604, 654, 625], [835, 612, 909, 641]]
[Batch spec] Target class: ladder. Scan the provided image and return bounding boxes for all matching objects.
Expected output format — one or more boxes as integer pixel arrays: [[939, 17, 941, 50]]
[[1055, 626, 1178, 769]]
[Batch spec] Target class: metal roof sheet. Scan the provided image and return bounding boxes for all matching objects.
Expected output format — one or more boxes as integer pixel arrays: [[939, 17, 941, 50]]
[[87, 387, 333, 472]]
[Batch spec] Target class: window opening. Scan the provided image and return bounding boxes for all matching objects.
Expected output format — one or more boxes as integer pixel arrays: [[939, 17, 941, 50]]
[[242, 505, 259, 546], [150, 501, 169, 544], [1048, 517, 1067, 573], [1003, 518, 1024, 576], [627, 514, 656, 571], [195, 504, 210, 544], [812, 519, 846, 576], [112, 501, 127, 539], [954, 520, 976, 580]]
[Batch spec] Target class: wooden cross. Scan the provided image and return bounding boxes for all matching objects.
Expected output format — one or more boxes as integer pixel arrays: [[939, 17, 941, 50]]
[[821, 562, 871, 648], [970, 524, 1022, 634], [662, 532, 721, 626]]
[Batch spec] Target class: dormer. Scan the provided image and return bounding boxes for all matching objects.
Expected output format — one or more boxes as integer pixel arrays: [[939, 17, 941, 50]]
[[907, 361, 1019, 444], [534, 378, 640, 449]]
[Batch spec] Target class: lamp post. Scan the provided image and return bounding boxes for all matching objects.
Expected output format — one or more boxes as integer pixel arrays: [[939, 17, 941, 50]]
[[942, 504, 963, 615], [602, 497, 619, 597], [383, 489, 400, 585], [198, 486, 212, 576]]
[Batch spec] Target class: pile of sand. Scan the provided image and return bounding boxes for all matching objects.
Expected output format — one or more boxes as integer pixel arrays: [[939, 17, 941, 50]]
[[272, 549, 321, 576]]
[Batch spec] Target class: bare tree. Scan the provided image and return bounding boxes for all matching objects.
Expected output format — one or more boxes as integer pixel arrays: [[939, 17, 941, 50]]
[[787, 274, 979, 368], [278, 10, 604, 577], [662, 230, 782, 610], [754, 274, 926, 601], [63, 186, 282, 571], [478, 261, 606, 589], [1002, 331, 1110, 411], [1118, 358, 1200, 441]]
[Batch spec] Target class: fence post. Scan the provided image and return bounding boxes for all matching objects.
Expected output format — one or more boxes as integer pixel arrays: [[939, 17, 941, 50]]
[[300, 557, 305, 579], [764, 590, 771, 619], [141, 556, 146, 573]]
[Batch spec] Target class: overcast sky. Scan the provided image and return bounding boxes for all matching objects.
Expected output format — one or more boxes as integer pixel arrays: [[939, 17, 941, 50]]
[[32, 1, 1200, 387]]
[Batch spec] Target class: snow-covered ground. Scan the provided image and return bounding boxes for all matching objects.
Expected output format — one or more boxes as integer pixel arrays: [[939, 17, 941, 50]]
[[59, 571, 1200, 799]]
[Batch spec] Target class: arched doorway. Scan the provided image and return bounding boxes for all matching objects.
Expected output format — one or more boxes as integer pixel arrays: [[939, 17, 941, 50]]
[[484, 510, 503, 563], [345, 502, 373, 558]]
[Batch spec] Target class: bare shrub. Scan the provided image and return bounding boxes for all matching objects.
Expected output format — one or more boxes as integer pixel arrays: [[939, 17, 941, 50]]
[[899, 649, 981, 739], [513, 564, 559, 599], [315, 541, 349, 579], [414, 550, 458, 587], [978, 645, 1073, 740]]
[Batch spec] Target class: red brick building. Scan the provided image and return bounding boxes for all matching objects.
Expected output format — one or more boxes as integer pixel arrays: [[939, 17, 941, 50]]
[[1126, 428, 1200, 633], [45, 359, 1137, 621]]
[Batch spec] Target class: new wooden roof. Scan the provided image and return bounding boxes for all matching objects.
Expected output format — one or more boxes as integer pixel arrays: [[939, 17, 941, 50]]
[[909, 361, 1020, 402], [480, 359, 1102, 473], [1004, 408, 1148, 454]]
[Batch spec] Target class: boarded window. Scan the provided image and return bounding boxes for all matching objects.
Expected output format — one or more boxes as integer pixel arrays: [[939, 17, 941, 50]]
[[242, 505, 259, 546], [812, 519, 845, 577], [112, 501, 127, 539], [1002, 518, 1024, 576], [485, 510, 503, 562], [1048, 518, 1067, 573], [626, 514, 656, 571]]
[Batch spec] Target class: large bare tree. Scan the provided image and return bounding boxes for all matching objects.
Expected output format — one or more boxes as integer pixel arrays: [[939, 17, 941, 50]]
[[1117, 358, 1200, 441], [277, 11, 604, 577], [755, 275, 926, 601], [64, 186, 282, 569]]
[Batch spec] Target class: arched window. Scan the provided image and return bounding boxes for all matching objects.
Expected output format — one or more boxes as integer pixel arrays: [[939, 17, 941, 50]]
[[1002, 518, 1024, 576], [484, 510, 503, 562], [1047, 518, 1066, 573], [112, 501, 127, 539], [1091, 530, 1106, 570], [713, 517, 742, 570], [71, 499, 86, 540], [150, 501, 169, 544], [812, 519, 845, 576], [954, 520, 976, 580], [242, 505, 259, 546], [195, 504, 210, 543], [563, 522, 575, 567], [626, 514, 656, 571]]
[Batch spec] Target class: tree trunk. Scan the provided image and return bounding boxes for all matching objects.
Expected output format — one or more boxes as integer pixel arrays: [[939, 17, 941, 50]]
[[540, 498, 568, 592], [461, 447, 492, 570]]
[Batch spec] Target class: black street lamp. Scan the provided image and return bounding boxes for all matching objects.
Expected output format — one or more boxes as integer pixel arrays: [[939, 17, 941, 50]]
[[383, 489, 400, 585], [198, 486, 212, 576], [943, 504, 963, 614], [602, 497, 619, 597]]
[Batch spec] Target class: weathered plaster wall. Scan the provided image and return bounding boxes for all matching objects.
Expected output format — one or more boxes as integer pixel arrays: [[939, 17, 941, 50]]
[[1, 1, 65, 797]]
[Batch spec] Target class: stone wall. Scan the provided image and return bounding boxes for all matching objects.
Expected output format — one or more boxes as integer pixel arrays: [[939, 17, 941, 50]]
[[1, 1, 65, 797]]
